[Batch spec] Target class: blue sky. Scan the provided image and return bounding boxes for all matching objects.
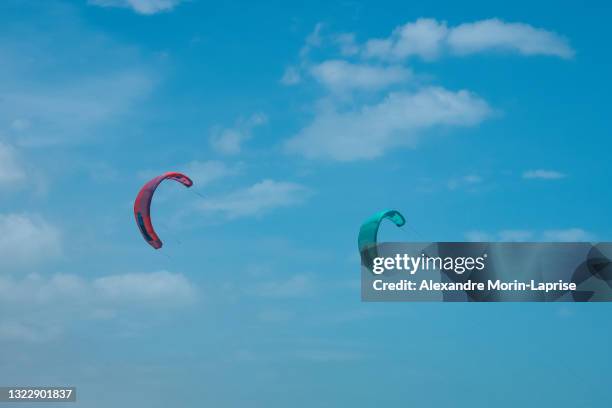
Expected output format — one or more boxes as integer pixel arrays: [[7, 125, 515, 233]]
[[1, 1, 611, 406]]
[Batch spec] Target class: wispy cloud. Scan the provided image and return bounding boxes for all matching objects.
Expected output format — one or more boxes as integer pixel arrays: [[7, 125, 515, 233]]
[[334, 33, 359, 56], [464, 230, 491, 242], [197, 179, 312, 218], [93, 271, 197, 304], [447, 174, 483, 191], [0, 213, 61, 270], [0, 271, 197, 342], [310, 60, 411, 93], [2, 71, 153, 147], [0, 10, 155, 147], [363, 18, 574, 60], [364, 18, 449, 61], [498, 230, 535, 241], [136, 160, 242, 198], [523, 169, 566, 179], [286, 87, 491, 161], [299, 22, 324, 58], [181, 160, 242, 186], [0, 322, 61, 344], [542, 228, 593, 242], [466, 228, 593, 242], [0, 143, 27, 188], [281, 23, 325, 86], [448, 19, 574, 58], [282, 18, 571, 162], [280, 66, 301, 85], [89, 0, 185, 15], [209, 113, 268, 155]]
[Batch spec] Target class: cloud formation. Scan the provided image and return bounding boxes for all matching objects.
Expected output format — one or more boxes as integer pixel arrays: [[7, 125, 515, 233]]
[[523, 169, 566, 180], [283, 18, 572, 162], [0, 11, 155, 147], [286, 87, 491, 161], [2, 71, 153, 147], [447, 174, 483, 191], [542, 228, 592, 242], [0, 143, 27, 188], [0, 214, 61, 269], [89, 0, 185, 15], [363, 18, 574, 60], [466, 228, 593, 242], [280, 66, 301, 85], [447, 19, 574, 58], [364, 18, 449, 60], [310, 60, 411, 92], [197, 179, 311, 218], [0, 271, 197, 342], [181, 160, 242, 186], [210, 113, 268, 155]]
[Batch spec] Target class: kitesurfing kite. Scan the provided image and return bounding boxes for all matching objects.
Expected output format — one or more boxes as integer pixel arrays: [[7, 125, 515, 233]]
[[358, 209, 405, 268], [134, 172, 193, 249]]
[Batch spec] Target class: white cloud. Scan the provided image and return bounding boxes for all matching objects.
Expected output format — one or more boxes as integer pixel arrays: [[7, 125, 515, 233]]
[[282, 18, 571, 162], [498, 230, 535, 242], [542, 228, 593, 242], [0, 214, 61, 269], [182, 160, 241, 186], [281, 23, 331, 86], [197, 179, 311, 218], [0, 322, 60, 343], [0, 271, 196, 308], [466, 228, 593, 242], [523, 169, 566, 180], [299, 23, 324, 58], [448, 19, 574, 58], [285, 87, 491, 161], [363, 18, 573, 61], [280, 66, 301, 85], [335, 33, 359, 56], [310, 60, 411, 92], [2, 70, 153, 146], [209, 113, 268, 155], [10, 119, 30, 131], [137, 160, 241, 189], [0, 6, 156, 147], [364, 18, 448, 60], [89, 0, 185, 15], [0, 143, 27, 187], [447, 174, 483, 190], [464, 230, 491, 242], [0, 271, 197, 342], [466, 230, 536, 242], [93, 271, 197, 304]]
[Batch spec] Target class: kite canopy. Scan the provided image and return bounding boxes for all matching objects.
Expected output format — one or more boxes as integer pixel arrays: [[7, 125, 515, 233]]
[[134, 172, 193, 249], [358, 209, 405, 267]]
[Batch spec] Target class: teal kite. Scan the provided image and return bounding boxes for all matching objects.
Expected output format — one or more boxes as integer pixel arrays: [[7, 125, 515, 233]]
[[358, 209, 405, 268]]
